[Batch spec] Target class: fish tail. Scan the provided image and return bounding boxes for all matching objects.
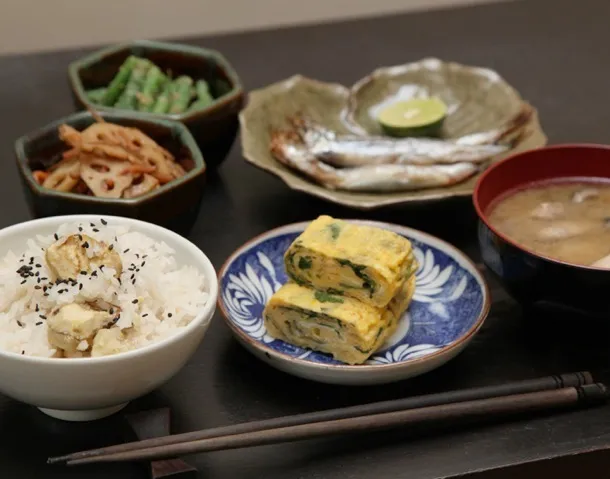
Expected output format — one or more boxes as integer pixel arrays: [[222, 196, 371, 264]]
[[493, 103, 535, 146]]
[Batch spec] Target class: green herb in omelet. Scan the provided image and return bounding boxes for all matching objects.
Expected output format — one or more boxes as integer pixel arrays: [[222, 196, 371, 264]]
[[328, 222, 342, 240], [336, 259, 377, 297], [314, 291, 344, 303], [298, 256, 312, 269]]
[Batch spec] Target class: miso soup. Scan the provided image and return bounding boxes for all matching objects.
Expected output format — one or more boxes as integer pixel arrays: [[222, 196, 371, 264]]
[[487, 179, 610, 266]]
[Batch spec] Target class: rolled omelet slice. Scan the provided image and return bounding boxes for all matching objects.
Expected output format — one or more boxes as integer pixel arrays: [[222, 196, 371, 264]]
[[284, 215, 416, 308], [264, 275, 416, 365]]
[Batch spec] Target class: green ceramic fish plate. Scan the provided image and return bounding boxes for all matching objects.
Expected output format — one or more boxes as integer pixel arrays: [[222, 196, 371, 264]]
[[239, 58, 547, 209]]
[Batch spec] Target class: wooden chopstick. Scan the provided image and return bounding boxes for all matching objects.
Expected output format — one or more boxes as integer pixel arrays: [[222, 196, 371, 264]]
[[48, 372, 592, 465], [63, 383, 608, 466]]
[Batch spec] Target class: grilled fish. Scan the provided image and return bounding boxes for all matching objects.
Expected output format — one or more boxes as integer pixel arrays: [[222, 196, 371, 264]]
[[289, 104, 532, 168], [271, 132, 478, 192]]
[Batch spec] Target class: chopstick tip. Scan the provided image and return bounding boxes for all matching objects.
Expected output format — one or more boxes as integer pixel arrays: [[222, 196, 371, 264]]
[[47, 456, 67, 465]]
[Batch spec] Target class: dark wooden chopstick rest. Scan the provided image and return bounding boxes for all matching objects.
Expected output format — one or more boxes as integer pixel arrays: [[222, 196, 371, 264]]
[[61, 381, 607, 466], [125, 408, 197, 479], [48, 371, 593, 465]]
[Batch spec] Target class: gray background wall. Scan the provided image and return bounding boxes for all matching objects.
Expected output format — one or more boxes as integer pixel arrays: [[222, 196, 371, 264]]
[[0, 0, 504, 55]]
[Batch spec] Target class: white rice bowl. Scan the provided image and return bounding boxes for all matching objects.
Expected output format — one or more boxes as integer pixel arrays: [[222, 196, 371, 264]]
[[0, 219, 210, 358]]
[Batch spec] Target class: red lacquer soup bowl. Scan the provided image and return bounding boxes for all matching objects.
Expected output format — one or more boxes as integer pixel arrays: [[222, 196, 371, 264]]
[[473, 144, 610, 317]]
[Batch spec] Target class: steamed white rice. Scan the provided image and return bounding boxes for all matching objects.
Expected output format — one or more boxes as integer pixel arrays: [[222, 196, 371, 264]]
[[0, 219, 210, 357]]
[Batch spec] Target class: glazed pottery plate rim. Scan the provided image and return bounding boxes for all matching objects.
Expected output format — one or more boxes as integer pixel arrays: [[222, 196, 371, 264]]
[[474, 142, 610, 272], [239, 66, 549, 210], [15, 110, 207, 206], [0, 214, 218, 365], [217, 219, 491, 375], [68, 39, 244, 121]]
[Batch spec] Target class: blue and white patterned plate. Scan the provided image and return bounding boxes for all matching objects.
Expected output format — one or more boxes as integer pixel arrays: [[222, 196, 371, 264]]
[[218, 220, 490, 385]]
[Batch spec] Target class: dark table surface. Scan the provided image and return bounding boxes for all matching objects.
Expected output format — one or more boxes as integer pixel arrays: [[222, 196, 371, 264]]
[[2, 0, 610, 477]]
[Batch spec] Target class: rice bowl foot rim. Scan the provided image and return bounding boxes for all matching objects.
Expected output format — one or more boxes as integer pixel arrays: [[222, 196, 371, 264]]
[[39, 403, 128, 421]]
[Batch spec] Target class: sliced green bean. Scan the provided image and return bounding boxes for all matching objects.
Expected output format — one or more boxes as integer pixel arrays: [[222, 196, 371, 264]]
[[114, 58, 152, 110], [86, 87, 107, 104], [137, 65, 167, 112], [168, 76, 194, 114], [101, 56, 137, 106]]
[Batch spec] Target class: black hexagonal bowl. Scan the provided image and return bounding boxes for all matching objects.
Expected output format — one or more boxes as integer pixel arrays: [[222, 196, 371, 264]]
[[68, 40, 244, 169], [15, 110, 206, 236]]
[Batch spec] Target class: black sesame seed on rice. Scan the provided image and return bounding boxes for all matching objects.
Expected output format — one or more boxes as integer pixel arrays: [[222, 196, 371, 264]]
[[17, 320, 24, 327], [80, 271, 87, 275], [78, 226, 83, 232], [124, 249, 130, 253], [132, 279, 136, 285], [35, 304, 39, 312], [79, 284, 83, 291], [109, 244, 114, 251], [54, 233, 59, 240], [39, 315, 47, 319], [20, 280, 26, 285], [93, 228, 99, 233], [35, 322, 43, 326], [109, 308, 114, 314], [101, 219, 108, 225], [142, 313, 148, 317], [21, 350, 24, 355], [132, 299, 138, 304], [78, 234, 83, 241], [168, 313, 173, 318], [91, 271, 98, 277], [83, 242, 90, 249], [141, 261, 146, 267], [34, 286, 41, 290]]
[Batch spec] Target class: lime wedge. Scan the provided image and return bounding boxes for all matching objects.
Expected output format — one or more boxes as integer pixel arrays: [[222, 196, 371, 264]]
[[377, 97, 447, 138]]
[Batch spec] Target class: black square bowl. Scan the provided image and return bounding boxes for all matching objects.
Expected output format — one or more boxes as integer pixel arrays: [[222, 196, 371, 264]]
[[15, 110, 207, 236], [68, 40, 244, 169]]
